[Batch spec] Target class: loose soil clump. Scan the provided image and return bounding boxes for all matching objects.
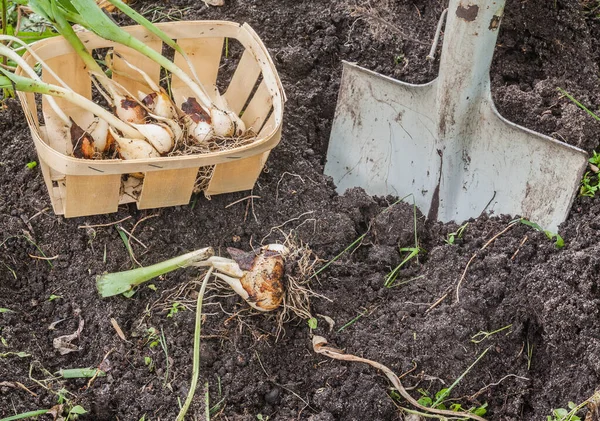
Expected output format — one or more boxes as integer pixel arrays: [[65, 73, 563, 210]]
[[1, 0, 600, 420]]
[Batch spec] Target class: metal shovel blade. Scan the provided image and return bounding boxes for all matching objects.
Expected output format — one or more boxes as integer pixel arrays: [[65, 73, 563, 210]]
[[325, 0, 587, 231]]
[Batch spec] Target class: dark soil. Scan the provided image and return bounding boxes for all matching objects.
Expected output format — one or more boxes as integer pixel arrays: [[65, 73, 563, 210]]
[[2, 0, 600, 420]]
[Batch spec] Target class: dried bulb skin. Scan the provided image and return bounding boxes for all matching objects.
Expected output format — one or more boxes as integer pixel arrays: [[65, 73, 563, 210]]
[[115, 95, 147, 124], [229, 244, 288, 311], [182, 97, 214, 143], [70, 119, 96, 159]]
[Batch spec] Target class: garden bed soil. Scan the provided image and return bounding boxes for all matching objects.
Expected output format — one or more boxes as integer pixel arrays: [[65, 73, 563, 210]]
[[2, 0, 600, 420]]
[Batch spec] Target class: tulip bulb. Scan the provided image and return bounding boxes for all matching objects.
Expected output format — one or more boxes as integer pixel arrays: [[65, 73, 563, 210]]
[[131, 122, 175, 154], [182, 97, 214, 143], [114, 93, 147, 124], [110, 128, 159, 159], [204, 244, 287, 312], [210, 108, 246, 138], [141, 91, 177, 120], [87, 118, 110, 152]]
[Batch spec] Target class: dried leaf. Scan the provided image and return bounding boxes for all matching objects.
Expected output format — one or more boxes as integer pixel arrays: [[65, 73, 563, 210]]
[[53, 317, 84, 355]]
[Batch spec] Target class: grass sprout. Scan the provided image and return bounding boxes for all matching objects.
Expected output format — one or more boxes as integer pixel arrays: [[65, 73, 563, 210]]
[[471, 324, 512, 343], [431, 347, 490, 408]]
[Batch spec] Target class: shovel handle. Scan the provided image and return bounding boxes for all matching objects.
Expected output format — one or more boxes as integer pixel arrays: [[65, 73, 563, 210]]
[[436, 0, 505, 135]]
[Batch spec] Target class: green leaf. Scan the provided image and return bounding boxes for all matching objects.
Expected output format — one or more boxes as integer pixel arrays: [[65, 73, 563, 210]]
[[70, 405, 88, 415], [554, 408, 569, 417], [417, 396, 432, 407], [0, 308, 13, 313], [307, 318, 317, 330], [26, 161, 38, 169], [449, 403, 463, 412], [434, 388, 449, 401]]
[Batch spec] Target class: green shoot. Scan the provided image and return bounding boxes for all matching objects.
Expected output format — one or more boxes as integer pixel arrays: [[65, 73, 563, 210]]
[[48, 294, 62, 302], [159, 327, 169, 386], [311, 233, 366, 279], [384, 246, 422, 288], [116, 226, 136, 268], [0, 409, 51, 421], [167, 301, 185, 318], [25, 160, 37, 169], [59, 368, 105, 378], [205, 381, 211, 421], [312, 194, 414, 279], [0, 307, 13, 313], [64, 0, 213, 108], [96, 247, 213, 297], [176, 267, 213, 421], [1, 262, 16, 279], [105, 0, 203, 86], [558, 88, 600, 122], [431, 347, 490, 408], [384, 195, 423, 287], [471, 324, 512, 343], [445, 222, 468, 245], [0, 351, 31, 358], [337, 309, 368, 333], [512, 218, 564, 249], [526, 340, 533, 370], [307, 317, 318, 330]]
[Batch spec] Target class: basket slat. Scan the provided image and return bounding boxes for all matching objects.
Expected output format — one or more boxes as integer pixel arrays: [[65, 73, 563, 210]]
[[206, 152, 268, 195], [42, 54, 91, 156], [207, 112, 278, 194], [137, 167, 199, 209], [64, 174, 121, 217], [17, 21, 284, 218], [223, 49, 262, 114], [241, 80, 273, 133], [172, 37, 223, 105]]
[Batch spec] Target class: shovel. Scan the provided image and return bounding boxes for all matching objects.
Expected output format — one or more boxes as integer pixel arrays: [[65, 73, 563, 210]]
[[325, 0, 587, 231]]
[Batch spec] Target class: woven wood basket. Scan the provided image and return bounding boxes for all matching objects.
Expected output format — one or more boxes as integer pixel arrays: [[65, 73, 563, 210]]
[[16, 21, 285, 218]]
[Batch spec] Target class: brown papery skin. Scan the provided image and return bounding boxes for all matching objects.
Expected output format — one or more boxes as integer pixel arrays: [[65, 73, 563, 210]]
[[181, 97, 211, 124], [70, 119, 95, 159], [240, 252, 285, 311]]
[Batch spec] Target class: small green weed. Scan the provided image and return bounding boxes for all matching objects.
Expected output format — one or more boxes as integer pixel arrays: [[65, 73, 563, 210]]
[[471, 324, 512, 343], [547, 401, 585, 421], [414, 388, 488, 416], [384, 196, 423, 288], [513, 218, 564, 248], [167, 301, 185, 318], [307, 317, 318, 330], [144, 356, 154, 372], [25, 160, 37, 169], [445, 222, 468, 245], [526, 339, 534, 370]]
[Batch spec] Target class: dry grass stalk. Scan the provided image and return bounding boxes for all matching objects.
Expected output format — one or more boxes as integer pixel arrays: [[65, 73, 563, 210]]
[[312, 336, 487, 421]]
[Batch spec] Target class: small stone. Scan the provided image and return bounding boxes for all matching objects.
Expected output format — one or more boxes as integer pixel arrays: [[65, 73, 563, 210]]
[[265, 387, 281, 405]]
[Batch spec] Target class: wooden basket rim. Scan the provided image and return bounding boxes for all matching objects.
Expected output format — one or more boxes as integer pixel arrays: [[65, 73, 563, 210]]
[[16, 20, 285, 176]]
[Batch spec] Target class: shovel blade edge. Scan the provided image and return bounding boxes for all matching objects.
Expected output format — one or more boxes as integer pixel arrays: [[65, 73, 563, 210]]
[[326, 62, 588, 231], [325, 62, 440, 218]]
